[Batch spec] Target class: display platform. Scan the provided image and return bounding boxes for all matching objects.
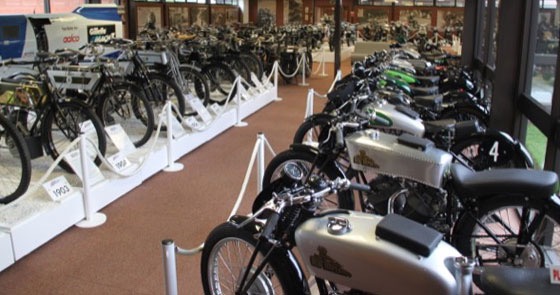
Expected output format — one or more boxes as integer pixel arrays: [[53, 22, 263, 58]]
[[312, 43, 354, 63], [0, 77, 278, 272]]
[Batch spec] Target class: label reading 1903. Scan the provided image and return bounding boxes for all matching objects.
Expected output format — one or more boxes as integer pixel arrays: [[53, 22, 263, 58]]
[[42, 176, 74, 201]]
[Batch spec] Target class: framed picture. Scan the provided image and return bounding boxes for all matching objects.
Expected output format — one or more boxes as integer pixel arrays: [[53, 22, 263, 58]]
[[169, 6, 191, 29], [190, 6, 209, 26], [137, 5, 162, 32], [212, 6, 227, 26]]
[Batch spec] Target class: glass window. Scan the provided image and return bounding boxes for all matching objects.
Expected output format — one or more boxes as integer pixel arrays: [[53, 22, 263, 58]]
[[488, 0, 499, 66], [525, 119, 549, 169], [415, 0, 434, 6], [436, 0, 456, 7], [530, 1, 558, 114], [477, 0, 488, 61], [456, 0, 465, 7]]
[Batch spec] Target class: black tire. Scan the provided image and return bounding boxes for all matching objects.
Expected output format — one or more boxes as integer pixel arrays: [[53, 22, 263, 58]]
[[145, 73, 186, 117], [201, 222, 305, 295], [440, 105, 489, 128], [0, 114, 31, 204], [230, 58, 252, 86], [97, 82, 155, 148], [450, 134, 530, 171], [203, 62, 237, 103], [293, 115, 334, 145], [179, 66, 210, 106], [42, 100, 107, 173], [240, 52, 264, 79], [263, 149, 354, 210], [452, 195, 560, 267]]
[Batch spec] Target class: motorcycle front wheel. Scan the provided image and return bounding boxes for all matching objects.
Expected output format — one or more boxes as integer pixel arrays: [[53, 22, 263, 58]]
[[262, 149, 354, 210], [201, 222, 306, 295], [452, 195, 560, 267]]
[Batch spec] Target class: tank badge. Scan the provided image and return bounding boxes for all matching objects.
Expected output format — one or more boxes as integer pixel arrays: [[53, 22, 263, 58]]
[[310, 246, 352, 278], [353, 150, 379, 169]]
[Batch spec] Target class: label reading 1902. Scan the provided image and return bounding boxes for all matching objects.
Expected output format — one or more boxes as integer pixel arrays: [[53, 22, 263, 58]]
[[42, 176, 74, 201], [108, 153, 130, 173]]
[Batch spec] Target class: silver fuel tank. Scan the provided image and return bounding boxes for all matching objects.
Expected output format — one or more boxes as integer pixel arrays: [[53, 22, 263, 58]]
[[295, 211, 460, 295]]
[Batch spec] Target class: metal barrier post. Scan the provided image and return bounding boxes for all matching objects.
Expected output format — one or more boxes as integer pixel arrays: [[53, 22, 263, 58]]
[[162, 240, 179, 295], [76, 133, 106, 228], [235, 77, 248, 127], [273, 62, 282, 101], [298, 52, 309, 86], [257, 132, 265, 193], [164, 102, 184, 172], [319, 46, 328, 77]]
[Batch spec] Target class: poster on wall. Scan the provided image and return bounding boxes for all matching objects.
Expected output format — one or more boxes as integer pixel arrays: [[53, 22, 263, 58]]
[[399, 9, 432, 29], [169, 6, 191, 29], [212, 7, 227, 26], [284, 0, 303, 24], [257, 0, 276, 26], [225, 7, 239, 25], [436, 10, 463, 29], [137, 6, 162, 31], [358, 9, 389, 26], [190, 6, 209, 27]]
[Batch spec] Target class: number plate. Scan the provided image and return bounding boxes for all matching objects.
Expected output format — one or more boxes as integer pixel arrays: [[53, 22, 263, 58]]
[[43, 176, 74, 201]]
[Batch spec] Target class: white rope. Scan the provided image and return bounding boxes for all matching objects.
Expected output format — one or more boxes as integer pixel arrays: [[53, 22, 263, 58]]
[[277, 54, 304, 78], [311, 47, 326, 75]]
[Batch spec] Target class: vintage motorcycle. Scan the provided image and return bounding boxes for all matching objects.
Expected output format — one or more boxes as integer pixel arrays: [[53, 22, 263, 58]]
[[201, 165, 560, 294], [262, 115, 560, 267]]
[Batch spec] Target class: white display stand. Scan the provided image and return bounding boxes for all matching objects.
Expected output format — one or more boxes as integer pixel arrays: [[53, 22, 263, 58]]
[[0, 80, 278, 272], [311, 43, 354, 63]]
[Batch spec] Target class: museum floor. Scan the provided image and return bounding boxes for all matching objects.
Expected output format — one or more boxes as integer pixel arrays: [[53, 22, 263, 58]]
[[0, 61, 352, 294]]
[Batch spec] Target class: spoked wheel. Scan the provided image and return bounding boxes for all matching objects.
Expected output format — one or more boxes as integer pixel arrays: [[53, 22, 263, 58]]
[[146, 73, 186, 117], [42, 100, 107, 173], [450, 134, 530, 171], [179, 66, 210, 107], [453, 195, 560, 267], [203, 63, 237, 104], [98, 83, 155, 148], [0, 114, 31, 204], [201, 223, 302, 295], [262, 149, 354, 211]]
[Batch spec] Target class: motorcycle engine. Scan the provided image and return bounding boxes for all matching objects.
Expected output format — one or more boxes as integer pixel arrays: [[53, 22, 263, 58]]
[[366, 175, 447, 230]]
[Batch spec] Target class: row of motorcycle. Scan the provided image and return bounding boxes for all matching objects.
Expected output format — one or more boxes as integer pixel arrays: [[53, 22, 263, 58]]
[[0, 26, 279, 205], [198, 45, 560, 293]]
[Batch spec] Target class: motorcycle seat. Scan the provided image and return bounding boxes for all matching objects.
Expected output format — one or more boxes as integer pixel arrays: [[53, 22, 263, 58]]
[[474, 266, 560, 295], [414, 94, 443, 108], [423, 119, 456, 134], [453, 120, 482, 139], [450, 164, 558, 199], [411, 85, 439, 96], [414, 75, 440, 86]]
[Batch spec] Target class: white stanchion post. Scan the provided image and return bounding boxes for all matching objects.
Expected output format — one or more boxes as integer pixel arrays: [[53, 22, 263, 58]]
[[76, 133, 106, 228], [162, 240, 178, 295], [298, 52, 309, 86], [305, 88, 314, 119], [257, 132, 265, 193], [319, 46, 328, 77], [164, 102, 184, 172], [235, 77, 248, 127], [273, 61, 282, 101]]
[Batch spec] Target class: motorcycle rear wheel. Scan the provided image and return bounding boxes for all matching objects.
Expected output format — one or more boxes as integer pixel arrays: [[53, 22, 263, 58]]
[[201, 222, 305, 295], [453, 195, 560, 267]]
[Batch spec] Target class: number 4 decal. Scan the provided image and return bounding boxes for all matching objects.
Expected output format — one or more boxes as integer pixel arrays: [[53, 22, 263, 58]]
[[489, 141, 499, 162]]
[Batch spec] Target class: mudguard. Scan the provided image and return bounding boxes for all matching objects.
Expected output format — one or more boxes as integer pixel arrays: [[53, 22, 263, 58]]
[[228, 215, 310, 294], [452, 129, 534, 169]]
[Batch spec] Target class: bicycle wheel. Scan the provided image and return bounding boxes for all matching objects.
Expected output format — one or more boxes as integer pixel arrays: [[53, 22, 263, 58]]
[[146, 73, 186, 117], [262, 149, 354, 210], [240, 52, 264, 79], [0, 114, 31, 204], [201, 222, 305, 295], [98, 83, 155, 148], [453, 195, 560, 267], [203, 63, 237, 104], [179, 66, 210, 106], [42, 100, 107, 173]]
